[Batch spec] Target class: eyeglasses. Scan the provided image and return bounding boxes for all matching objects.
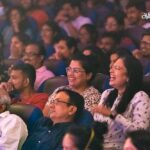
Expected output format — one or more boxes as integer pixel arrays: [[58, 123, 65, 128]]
[[66, 67, 85, 74], [51, 98, 73, 106], [23, 52, 40, 57]]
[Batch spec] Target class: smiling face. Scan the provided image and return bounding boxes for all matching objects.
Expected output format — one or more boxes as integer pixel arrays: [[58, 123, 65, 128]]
[[140, 35, 150, 57], [54, 40, 73, 59], [9, 9, 22, 24], [67, 60, 91, 90], [41, 24, 55, 44], [109, 58, 128, 93]]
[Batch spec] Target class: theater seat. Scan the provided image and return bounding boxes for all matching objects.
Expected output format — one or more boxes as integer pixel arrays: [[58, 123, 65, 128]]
[[8, 104, 43, 133], [76, 109, 94, 127], [91, 73, 110, 93], [43, 76, 68, 95]]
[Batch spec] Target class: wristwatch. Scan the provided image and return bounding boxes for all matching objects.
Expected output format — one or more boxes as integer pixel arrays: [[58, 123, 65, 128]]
[[109, 110, 117, 120]]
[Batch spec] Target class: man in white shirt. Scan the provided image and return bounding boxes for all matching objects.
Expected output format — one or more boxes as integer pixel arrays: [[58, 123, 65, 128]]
[[55, 0, 92, 38], [0, 89, 28, 150]]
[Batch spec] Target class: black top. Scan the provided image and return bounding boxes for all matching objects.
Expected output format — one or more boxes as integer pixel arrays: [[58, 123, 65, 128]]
[[22, 117, 74, 150]]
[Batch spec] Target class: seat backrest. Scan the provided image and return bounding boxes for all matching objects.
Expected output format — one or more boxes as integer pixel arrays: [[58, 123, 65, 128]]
[[76, 109, 94, 127], [43, 76, 68, 95], [142, 75, 150, 97], [91, 73, 110, 93], [8, 104, 43, 132]]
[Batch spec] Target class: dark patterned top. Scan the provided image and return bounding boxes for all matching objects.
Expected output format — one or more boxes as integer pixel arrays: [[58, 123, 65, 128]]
[[94, 89, 150, 150]]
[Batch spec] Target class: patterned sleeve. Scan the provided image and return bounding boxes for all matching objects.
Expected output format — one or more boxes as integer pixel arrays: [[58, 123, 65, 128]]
[[115, 91, 150, 132]]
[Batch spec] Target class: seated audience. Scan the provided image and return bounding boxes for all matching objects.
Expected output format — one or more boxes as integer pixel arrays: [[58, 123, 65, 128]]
[[132, 30, 150, 76], [0, 63, 48, 110], [8, 32, 30, 59], [62, 122, 108, 150], [40, 21, 64, 59], [0, 88, 28, 150], [55, 0, 92, 38], [43, 54, 101, 115], [123, 130, 150, 150], [23, 42, 55, 91], [93, 54, 150, 150], [22, 88, 84, 150], [78, 24, 98, 50]]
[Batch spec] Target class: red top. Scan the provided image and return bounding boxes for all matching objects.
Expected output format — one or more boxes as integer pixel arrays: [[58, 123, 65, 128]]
[[12, 93, 48, 110]]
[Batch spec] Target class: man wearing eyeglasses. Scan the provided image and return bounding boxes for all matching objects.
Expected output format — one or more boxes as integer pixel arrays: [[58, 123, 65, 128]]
[[23, 42, 55, 92], [132, 30, 150, 76], [22, 89, 84, 150]]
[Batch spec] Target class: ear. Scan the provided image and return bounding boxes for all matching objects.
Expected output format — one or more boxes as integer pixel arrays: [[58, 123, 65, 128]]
[[24, 77, 30, 87], [68, 106, 77, 116], [86, 72, 92, 81]]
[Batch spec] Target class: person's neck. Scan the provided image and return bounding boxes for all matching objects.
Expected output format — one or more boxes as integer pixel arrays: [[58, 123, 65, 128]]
[[118, 87, 126, 96], [20, 87, 35, 99], [52, 118, 73, 125]]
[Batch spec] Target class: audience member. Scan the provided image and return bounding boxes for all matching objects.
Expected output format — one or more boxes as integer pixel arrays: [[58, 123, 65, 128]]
[[0, 88, 28, 150], [0, 63, 48, 110], [8, 32, 30, 59], [49, 36, 78, 63], [103, 12, 137, 52], [93, 54, 150, 150], [40, 20, 65, 59], [2, 6, 36, 47], [78, 24, 98, 50], [123, 130, 150, 150], [125, 0, 148, 45], [55, 0, 92, 38], [43, 54, 101, 115], [23, 42, 55, 91], [62, 122, 108, 150], [22, 88, 84, 150], [132, 30, 150, 76]]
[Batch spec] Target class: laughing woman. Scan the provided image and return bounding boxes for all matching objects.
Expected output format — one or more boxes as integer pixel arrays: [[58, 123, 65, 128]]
[[93, 55, 150, 150]]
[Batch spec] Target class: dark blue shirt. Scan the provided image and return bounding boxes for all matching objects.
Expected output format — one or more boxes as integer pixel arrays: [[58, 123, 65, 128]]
[[22, 117, 73, 150]]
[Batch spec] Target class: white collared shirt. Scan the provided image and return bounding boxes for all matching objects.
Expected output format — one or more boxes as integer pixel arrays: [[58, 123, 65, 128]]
[[0, 111, 28, 150]]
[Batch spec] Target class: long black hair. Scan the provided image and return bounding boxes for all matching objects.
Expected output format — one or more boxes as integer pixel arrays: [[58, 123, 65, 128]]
[[105, 55, 143, 113]]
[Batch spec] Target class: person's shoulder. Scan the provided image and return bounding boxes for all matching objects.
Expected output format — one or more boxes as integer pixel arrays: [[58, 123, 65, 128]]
[[86, 86, 101, 94], [33, 93, 49, 99], [134, 91, 149, 99]]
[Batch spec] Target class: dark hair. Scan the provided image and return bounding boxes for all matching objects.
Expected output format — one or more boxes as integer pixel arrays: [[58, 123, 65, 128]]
[[80, 24, 98, 44], [142, 29, 150, 37], [7, 6, 29, 32], [125, 130, 150, 150], [126, 0, 146, 11], [71, 53, 98, 83], [64, 122, 108, 150], [105, 12, 125, 27], [105, 55, 143, 113], [11, 63, 36, 88], [63, 0, 82, 10], [109, 47, 133, 57], [55, 36, 78, 50], [56, 88, 84, 121], [26, 42, 46, 60], [99, 31, 120, 46], [12, 32, 31, 45], [42, 20, 63, 43]]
